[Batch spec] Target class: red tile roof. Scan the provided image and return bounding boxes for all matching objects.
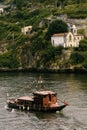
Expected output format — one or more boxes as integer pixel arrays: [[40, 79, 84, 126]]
[[52, 33, 68, 37]]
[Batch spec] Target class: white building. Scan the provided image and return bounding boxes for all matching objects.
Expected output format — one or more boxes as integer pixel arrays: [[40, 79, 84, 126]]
[[21, 26, 32, 35], [0, 8, 4, 14], [0, 4, 9, 14], [51, 25, 84, 48]]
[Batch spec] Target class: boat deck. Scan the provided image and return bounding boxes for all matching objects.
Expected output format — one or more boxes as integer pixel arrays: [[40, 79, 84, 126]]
[[18, 96, 34, 101]]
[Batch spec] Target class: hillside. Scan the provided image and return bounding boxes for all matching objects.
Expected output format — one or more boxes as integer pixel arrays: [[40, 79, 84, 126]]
[[0, 0, 87, 72]]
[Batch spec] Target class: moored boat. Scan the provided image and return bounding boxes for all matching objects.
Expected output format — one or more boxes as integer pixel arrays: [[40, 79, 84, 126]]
[[7, 90, 68, 112]]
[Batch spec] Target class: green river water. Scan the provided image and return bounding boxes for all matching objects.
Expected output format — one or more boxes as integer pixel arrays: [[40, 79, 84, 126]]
[[0, 72, 87, 130]]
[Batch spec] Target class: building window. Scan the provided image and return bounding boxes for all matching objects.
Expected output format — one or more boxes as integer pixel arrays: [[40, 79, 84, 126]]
[[53, 40, 54, 45], [81, 36, 83, 39], [69, 35, 72, 41], [74, 30, 76, 34], [70, 44, 72, 47]]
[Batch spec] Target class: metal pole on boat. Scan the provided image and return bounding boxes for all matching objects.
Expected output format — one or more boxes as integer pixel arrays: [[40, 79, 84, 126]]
[[27, 107, 29, 111], [23, 106, 25, 110]]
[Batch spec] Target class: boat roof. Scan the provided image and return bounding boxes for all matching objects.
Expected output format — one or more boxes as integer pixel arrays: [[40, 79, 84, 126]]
[[18, 96, 33, 101], [33, 91, 56, 96]]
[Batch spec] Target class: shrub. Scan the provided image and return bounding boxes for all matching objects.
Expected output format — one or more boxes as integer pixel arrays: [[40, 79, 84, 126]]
[[79, 39, 87, 51], [70, 52, 85, 64], [0, 51, 19, 68]]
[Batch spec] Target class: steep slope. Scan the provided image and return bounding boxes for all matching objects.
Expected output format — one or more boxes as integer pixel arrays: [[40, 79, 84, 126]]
[[0, 0, 87, 72]]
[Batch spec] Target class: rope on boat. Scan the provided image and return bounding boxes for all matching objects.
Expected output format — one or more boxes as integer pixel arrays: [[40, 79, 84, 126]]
[[58, 98, 69, 106]]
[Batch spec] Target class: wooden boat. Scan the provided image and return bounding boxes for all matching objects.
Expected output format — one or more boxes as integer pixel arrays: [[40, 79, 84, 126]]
[[7, 90, 68, 112]]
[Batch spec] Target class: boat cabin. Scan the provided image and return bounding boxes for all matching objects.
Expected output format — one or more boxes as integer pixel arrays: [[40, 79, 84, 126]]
[[33, 91, 57, 108], [15, 96, 34, 108]]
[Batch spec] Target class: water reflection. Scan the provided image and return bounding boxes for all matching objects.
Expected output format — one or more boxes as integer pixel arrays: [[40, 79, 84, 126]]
[[34, 111, 58, 120]]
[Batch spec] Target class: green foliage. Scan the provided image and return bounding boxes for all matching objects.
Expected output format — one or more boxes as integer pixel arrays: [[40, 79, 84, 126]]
[[78, 29, 84, 35], [70, 52, 84, 65], [64, 3, 87, 18], [78, 39, 87, 51], [79, 39, 87, 51], [0, 21, 20, 40], [40, 46, 55, 65], [40, 45, 63, 65], [57, 0, 67, 9], [45, 20, 68, 40], [30, 37, 44, 55], [72, 39, 87, 67], [0, 51, 19, 68], [13, 0, 25, 10], [1, 0, 87, 70], [54, 45, 63, 55], [83, 57, 87, 69], [30, 35, 52, 55]]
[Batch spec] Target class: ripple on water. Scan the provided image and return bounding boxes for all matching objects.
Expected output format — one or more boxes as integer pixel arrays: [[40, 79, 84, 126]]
[[0, 73, 87, 130]]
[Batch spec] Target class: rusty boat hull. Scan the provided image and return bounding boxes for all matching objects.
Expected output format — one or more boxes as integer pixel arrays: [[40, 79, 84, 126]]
[[7, 99, 67, 112]]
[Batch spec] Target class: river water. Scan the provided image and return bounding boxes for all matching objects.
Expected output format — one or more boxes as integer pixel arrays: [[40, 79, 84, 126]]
[[0, 72, 87, 130]]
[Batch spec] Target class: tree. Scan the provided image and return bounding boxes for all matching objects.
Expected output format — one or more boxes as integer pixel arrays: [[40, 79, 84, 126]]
[[54, 45, 63, 55], [79, 39, 87, 51], [0, 51, 19, 68], [58, 0, 67, 9], [70, 52, 84, 64], [41, 46, 55, 65], [45, 20, 68, 40], [13, 0, 24, 10]]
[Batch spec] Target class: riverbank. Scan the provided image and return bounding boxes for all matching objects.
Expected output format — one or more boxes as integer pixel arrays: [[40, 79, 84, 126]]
[[0, 67, 87, 74]]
